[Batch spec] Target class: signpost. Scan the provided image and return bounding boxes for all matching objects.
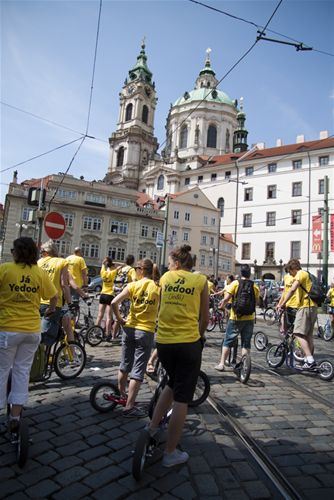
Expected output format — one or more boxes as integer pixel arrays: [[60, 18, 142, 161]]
[[44, 212, 66, 240]]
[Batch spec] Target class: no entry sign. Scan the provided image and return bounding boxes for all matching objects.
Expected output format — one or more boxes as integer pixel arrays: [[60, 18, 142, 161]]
[[44, 212, 66, 240]]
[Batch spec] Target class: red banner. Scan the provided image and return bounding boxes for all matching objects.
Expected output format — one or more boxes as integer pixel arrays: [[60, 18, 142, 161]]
[[312, 215, 322, 253], [331, 214, 334, 252]]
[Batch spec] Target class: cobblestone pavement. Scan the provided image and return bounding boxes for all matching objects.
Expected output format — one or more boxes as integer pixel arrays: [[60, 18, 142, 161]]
[[1, 314, 333, 499]]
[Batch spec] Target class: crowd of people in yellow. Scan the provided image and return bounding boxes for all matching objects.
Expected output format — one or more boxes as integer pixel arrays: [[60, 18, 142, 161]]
[[0, 236, 332, 468]]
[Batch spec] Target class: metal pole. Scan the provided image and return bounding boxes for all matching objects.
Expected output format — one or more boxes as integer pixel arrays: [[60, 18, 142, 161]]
[[162, 194, 170, 272], [215, 212, 221, 278], [323, 175, 329, 288], [306, 152, 311, 271], [36, 179, 44, 251], [234, 163, 239, 245]]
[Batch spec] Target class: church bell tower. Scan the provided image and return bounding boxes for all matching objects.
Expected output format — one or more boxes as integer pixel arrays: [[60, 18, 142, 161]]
[[106, 41, 158, 189]]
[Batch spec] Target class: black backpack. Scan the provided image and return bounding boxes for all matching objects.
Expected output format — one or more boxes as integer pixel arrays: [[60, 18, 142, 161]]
[[300, 272, 327, 307], [232, 279, 256, 317]]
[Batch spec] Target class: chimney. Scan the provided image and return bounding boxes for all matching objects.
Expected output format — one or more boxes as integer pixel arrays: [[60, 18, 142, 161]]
[[319, 130, 328, 140], [276, 139, 283, 147], [13, 170, 18, 184], [296, 135, 305, 144], [256, 142, 265, 150]]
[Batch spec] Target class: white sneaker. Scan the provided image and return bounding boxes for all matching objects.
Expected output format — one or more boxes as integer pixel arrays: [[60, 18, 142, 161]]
[[162, 449, 189, 467], [214, 363, 225, 371]]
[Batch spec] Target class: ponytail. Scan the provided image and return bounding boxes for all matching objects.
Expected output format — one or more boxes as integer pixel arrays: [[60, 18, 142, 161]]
[[152, 263, 160, 284], [169, 244, 194, 271]]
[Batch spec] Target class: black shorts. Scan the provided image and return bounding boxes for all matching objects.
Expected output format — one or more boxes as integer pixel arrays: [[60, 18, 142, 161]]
[[99, 293, 114, 305], [157, 340, 202, 403]]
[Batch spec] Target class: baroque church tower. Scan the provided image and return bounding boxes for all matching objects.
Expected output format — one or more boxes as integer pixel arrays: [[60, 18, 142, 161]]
[[106, 42, 158, 189]]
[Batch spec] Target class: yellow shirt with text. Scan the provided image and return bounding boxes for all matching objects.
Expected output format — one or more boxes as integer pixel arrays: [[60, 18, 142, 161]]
[[101, 267, 118, 296], [125, 278, 160, 333], [66, 255, 87, 288], [328, 287, 334, 307], [227, 279, 260, 321], [0, 262, 57, 333], [295, 270, 317, 308], [157, 270, 207, 344], [38, 256, 67, 307], [283, 274, 299, 308]]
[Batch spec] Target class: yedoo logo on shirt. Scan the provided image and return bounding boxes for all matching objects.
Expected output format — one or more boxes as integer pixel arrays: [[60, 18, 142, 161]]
[[164, 277, 195, 295], [8, 275, 40, 293]]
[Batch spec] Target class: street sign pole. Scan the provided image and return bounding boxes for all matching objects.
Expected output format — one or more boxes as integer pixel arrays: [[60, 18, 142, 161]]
[[323, 175, 329, 288], [36, 179, 45, 250]]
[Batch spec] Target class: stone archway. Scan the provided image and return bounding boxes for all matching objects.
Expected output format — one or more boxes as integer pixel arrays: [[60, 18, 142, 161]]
[[262, 272, 275, 280]]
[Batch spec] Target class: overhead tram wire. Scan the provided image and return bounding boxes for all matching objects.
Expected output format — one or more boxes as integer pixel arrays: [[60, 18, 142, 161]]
[[158, 0, 283, 153], [0, 101, 107, 143], [188, 0, 334, 57]]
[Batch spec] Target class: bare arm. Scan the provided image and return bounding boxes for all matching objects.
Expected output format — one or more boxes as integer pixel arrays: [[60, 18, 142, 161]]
[[220, 291, 232, 308], [68, 274, 87, 298], [60, 266, 72, 305], [82, 268, 88, 287], [111, 286, 130, 323], [199, 281, 209, 337], [279, 280, 299, 308]]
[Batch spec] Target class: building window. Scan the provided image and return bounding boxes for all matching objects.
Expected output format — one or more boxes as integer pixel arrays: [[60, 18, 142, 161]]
[[245, 166, 254, 176], [291, 210, 302, 225], [210, 236, 215, 246], [265, 242, 275, 260], [292, 182, 302, 197], [141, 225, 149, 237], [185, 212, 190, 221], [319, 156, 329, 166], [217, 197, 224, 217], [86, 193, 105, 204], [225, 171, 231, 179], [83, 216, 102, 231], [111, 198, 132, 208], [22, 207, 34, 221], [243, 213, 252, 227], [242, 243, 251, 260], [157, 174, 164, 190], [318, 179, 324, 194], [200, 254, 205, 266], [266, 211, 276, 226], [203, 215, 208, 225], [267, 185, 277, 199], [291, 241, 301, 259], [184, 177, 190, 186], [152, 227, 158, 238], [110, 220, 128, 234], [108, 246, 125, 261], [138, 250, 147, 260], [211, 173, 217, 181], [125, 103, 133, 121], [171, 230, 177, 240], [179, 125, 188, 149], [117, 147, 124, 167], [57, 189, 77, 199], [54, 239, 71, 257], [183, 232, 189, 241], [197, 175, 203, 183], [211, 217, 216, 226], [244, 188, 253, 201], [63, 213, 74, 228], [209, 255, 213, 267], [81, 243, 100, 259], [207, 124, 217, 148], [268, 163, 277, 173], [174, 210, 179, 220], [142, 105, 148, 124], [292, 159, 302, 170], [150, 251, 158, 263], [201, 235, 207, 245]]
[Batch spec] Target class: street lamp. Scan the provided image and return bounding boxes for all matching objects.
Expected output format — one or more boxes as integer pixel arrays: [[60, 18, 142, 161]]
[[253, 259, 257, 279], [210, 247, 218, 278], [16, 223, 28, 237], [279, 259, 284, 282]]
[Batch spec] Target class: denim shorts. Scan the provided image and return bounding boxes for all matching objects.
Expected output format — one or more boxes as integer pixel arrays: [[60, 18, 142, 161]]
[[119, 327, 154, 382], [223, 320, 254, 349], [40, 305, 62, 345]]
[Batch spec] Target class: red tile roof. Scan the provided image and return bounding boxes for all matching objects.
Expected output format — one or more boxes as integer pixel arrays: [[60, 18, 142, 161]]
[[242, 137, 334, 161]]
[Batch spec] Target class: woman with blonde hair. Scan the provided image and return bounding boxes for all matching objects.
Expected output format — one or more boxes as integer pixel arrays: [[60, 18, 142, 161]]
[[96, 257, 121, 340], [112, 258, 160, 417]]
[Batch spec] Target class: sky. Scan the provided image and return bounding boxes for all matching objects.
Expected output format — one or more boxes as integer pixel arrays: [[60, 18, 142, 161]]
[[1, 0, 333, 203]]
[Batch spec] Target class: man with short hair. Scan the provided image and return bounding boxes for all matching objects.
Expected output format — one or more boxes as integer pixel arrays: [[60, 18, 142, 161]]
[[214, 264, 259, 371], [278, 259, 317, 370], [66, 247, 88, 299]]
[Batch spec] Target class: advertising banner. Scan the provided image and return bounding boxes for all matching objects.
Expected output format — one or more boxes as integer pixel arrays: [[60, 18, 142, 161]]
[[312, 215, 322, 253]]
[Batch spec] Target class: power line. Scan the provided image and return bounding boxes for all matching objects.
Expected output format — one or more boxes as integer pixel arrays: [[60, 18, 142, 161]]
[[1, 101, 107, 143], [0, 137, 85, 174], [188, 0, 334, 57]]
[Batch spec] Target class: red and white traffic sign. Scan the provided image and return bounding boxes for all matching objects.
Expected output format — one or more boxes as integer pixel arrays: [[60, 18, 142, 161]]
[[44, 212, 66, 240]]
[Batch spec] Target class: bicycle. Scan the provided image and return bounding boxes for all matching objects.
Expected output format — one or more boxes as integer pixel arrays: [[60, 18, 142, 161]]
[[317, 311, 334, 342], [226, 337, 252, 384], [132, 365, 210, 481], [266, 322, 334, 381], [85, 320, 123, 347], [30, 324, 86, 382], [207, 297, 226, 332], [253, 330, 269, 351], [263, 306, 280, 326]]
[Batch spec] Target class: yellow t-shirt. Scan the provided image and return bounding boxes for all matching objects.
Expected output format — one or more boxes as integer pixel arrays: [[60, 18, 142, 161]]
[[328, 288, 334, 307], [295, 270, 317, 308], [128, 267, 137, 282], [207, 280, 215, 295], [125, 278, 160, 333], [283, 274, 299, 308], [226, 279, 260, 321], [157, 270, 207, 344], [66, 255, 87, 288], [38, 256, 67, 307], [0, 262, 57, 333], [101, 267, 118, 295]]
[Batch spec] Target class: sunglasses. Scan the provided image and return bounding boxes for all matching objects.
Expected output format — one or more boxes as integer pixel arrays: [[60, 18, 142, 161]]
[[135, 266, 143, 270]]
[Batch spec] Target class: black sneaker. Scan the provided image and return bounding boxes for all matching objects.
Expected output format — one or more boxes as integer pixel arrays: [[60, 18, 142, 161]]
[[301, 361, 317, 371]]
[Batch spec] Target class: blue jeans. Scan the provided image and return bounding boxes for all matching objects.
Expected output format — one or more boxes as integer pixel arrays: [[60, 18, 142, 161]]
[[40, 305, 62, 345], [223, 320, 254, 349]]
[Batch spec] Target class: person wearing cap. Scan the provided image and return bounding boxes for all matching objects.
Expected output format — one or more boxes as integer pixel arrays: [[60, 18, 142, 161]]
[[66, 247, 88, 299], [38, 241, 73, 345]]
